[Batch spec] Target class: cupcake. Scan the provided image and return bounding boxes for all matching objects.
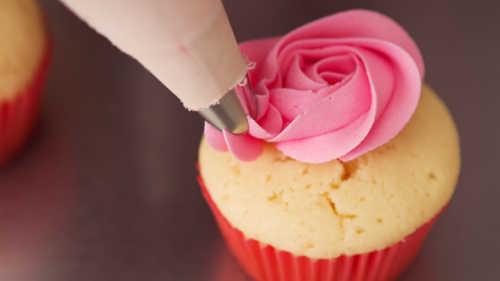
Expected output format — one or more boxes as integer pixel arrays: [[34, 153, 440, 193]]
[[0, 0, 51, 165], [199, 10, 460, 281]]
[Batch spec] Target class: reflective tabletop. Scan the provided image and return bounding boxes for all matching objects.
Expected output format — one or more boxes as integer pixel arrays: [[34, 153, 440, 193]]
[[0, 0, 498, 280]]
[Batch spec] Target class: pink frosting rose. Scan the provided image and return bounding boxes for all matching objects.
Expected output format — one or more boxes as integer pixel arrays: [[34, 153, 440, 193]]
[[204, 9, 425, 163]]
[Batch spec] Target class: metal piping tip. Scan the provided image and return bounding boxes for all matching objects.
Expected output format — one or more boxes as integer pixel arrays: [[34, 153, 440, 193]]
[[199, 88, 248, 134]]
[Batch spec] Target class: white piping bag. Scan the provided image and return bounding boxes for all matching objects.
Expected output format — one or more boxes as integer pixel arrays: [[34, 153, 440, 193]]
[[60, 0, 250, 134]]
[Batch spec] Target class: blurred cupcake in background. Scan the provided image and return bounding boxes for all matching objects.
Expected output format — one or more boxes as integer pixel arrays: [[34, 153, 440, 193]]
[[199, 10, 460, 281], [0, 0, 51, 165]]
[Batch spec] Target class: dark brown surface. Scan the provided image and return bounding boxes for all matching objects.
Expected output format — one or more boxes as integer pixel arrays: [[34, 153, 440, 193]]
[[0, 0, 498, 280]]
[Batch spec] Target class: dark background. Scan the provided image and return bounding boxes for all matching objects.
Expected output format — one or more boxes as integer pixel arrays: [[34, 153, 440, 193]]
[[0, 0, 498, 280]]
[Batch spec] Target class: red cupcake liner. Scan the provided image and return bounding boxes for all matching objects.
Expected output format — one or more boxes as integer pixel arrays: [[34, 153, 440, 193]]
[[0, 40, 52, 165], [198, 175, 443, 281]]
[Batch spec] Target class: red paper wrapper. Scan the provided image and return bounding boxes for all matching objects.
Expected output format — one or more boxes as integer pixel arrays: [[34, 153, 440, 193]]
[[0, 41, 51, 165], [198, 175, 442, 281]]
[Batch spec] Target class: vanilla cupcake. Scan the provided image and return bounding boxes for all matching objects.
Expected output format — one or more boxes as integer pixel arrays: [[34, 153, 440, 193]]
[[198, 10, 460, 281], [200, 84, 459, 280], [0, 0, 51, 165]]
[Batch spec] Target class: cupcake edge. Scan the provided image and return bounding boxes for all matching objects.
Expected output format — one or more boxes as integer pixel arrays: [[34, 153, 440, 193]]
[[0, 31, 52, 165]]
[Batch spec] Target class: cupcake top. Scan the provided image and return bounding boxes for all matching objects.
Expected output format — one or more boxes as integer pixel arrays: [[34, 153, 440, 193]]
[[199, 85, 460, 258], [0, 0, 46, 100]]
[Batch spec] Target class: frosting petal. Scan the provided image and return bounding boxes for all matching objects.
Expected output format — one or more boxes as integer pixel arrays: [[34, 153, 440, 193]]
[[276, 113, 369, 163], [223, 131, 262, 161], [204, 123, 228, 152], [341, 40, 422, 161]]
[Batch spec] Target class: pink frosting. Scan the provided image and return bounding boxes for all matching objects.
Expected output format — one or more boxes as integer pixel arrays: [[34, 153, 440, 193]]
[[204, 10, 424, 163]]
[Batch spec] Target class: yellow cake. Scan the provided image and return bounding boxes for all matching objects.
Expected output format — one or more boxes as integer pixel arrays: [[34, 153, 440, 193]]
[[0, 0, 46, 100], [199, 85, 460, 259]]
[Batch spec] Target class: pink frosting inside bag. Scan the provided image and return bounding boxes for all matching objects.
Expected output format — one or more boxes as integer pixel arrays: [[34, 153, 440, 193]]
[[204, 9, 424, 163]]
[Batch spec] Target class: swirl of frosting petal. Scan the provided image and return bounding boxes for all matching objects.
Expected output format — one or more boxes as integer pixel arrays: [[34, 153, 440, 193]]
[[204, 10, 424, 163]]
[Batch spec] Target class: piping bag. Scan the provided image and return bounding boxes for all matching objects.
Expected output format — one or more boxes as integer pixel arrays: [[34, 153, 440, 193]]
[[60, 0, 250, 134]]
